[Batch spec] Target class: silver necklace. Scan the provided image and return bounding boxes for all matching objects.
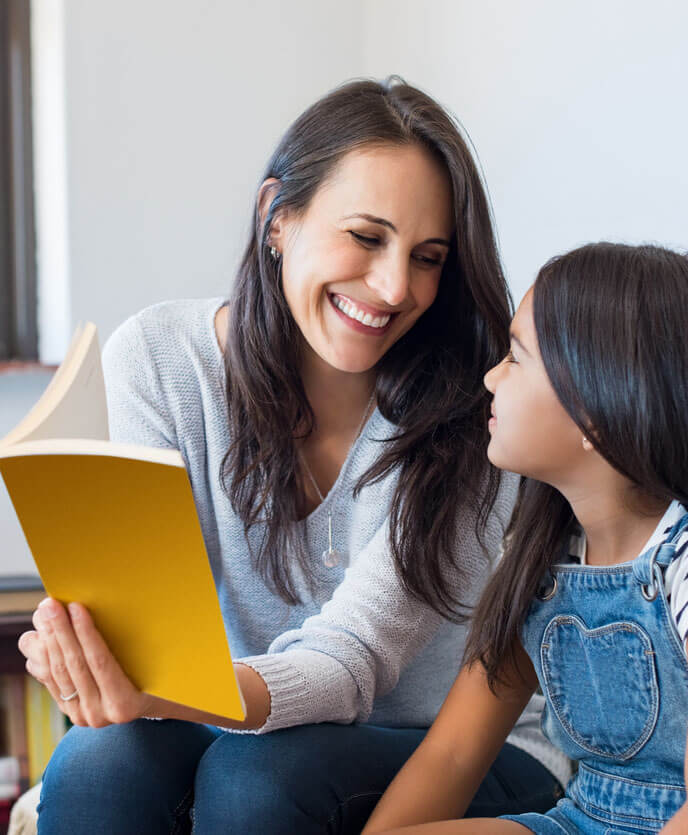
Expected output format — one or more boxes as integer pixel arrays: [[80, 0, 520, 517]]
[[301, 389, 376, 568]]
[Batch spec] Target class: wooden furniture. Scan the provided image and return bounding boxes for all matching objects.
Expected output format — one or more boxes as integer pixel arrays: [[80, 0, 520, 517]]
[[0, 614, 32, 674], [0, 613, 32, 835]]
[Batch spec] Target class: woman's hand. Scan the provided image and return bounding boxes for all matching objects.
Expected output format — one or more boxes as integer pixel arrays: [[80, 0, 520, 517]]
[[18, 598, 271, 730], [18, 598, 155, 727]]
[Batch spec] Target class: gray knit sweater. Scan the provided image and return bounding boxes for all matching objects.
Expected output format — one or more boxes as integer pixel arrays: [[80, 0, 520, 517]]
[[102, 297, 572, 787]]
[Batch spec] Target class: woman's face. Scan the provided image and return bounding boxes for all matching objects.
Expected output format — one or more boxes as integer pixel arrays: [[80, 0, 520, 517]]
[[272, 144, 453, 374], [483, 289, 584, 484]]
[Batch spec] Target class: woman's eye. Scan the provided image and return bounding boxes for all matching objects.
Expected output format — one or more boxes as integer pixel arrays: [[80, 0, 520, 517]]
[[414, 253, 443, 266], [350, 231, 380, 246], [505, 349, 518, 364]]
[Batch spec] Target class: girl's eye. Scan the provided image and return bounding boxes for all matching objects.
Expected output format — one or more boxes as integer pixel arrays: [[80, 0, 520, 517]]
[[350, 231, 380, 246], [505, 349, 518, 364]]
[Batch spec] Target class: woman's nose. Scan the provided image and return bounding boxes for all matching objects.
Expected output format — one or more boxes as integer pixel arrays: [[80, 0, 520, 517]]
[[365, 255, 410, 307]]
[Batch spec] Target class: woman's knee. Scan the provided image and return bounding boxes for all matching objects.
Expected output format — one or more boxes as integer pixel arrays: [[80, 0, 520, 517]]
[[38, 720, 220, 835], [193, 728, 339, 832], [192, 724, 423, 834]]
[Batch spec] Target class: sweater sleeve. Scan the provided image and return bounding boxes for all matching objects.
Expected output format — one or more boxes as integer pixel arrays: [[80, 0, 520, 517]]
[[101, 315, 178, 450], [236, 519, 443, 732], [236, 477, 515, 734]]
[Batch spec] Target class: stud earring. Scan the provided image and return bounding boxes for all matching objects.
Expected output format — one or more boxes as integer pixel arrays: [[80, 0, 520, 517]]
[[269, 245, 280, 261]]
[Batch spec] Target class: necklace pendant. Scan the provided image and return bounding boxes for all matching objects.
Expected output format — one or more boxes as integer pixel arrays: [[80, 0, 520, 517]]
[[322, 547, 342, 568]]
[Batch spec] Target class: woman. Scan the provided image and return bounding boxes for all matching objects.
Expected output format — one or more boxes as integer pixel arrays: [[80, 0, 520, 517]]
[[20, 78, 567, 834]]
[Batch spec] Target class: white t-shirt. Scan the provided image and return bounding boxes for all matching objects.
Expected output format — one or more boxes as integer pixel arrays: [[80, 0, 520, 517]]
[[568, 500, 688, 653]]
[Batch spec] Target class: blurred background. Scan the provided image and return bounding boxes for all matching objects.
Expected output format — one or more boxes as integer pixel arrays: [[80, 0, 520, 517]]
[[2, 0, 688, 575]]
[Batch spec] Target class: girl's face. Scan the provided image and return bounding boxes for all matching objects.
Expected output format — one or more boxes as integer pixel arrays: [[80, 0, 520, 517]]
[[272, 144, 453, 374], [484, 289, 584, 483]]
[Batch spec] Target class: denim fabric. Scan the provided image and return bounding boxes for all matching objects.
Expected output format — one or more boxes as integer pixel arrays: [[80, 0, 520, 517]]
[[501, 514, 688, 834], [37, 720, 561, 834]]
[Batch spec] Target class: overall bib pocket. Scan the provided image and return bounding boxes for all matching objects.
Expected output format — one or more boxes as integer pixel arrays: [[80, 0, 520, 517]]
[[540, 615, 659, 760]]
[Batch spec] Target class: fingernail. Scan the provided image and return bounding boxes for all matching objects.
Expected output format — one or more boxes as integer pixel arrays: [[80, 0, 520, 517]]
[[68, 602, 79, 620], [38, 600, 58, 619]]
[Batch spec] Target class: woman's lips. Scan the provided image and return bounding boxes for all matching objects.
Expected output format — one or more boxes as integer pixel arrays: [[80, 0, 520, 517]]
[[328, 293, 396, 335]]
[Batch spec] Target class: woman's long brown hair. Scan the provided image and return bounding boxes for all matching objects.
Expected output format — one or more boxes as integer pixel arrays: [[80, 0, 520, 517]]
[[222, 77, 512, 614], [464, 242, 688, 688]]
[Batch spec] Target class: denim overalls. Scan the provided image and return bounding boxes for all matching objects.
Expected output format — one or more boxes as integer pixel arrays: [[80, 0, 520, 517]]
[[502, 514, 688, 834]]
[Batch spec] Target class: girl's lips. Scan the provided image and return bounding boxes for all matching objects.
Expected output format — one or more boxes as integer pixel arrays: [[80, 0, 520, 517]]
[[327, 293, 396, 335]]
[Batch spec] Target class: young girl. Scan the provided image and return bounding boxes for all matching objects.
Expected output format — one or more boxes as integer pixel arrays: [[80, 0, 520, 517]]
[[363, 242, 688, 834]]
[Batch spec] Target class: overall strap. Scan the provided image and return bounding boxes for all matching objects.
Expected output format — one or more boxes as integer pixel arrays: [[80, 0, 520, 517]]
[[632, 512, 688, 587]]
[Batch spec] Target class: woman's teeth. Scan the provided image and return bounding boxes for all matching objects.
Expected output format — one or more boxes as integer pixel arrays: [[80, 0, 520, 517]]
[[331, 295, 391, 329]]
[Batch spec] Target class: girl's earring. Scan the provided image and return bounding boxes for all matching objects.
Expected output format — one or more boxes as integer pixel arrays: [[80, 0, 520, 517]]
[[582, 435, 593, 451], [269, 246, 280, 261]]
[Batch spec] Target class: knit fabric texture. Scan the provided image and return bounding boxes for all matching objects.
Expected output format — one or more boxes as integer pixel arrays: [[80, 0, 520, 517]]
[[102, 297, 572, 787]]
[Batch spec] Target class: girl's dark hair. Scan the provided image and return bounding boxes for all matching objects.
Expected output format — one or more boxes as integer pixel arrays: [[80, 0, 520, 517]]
[[465, 241, 688, 687], [221, 77, 512, 614]]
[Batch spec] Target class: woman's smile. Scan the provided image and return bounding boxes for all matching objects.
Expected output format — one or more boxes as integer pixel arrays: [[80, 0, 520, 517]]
[[328, 292, 396, 334]]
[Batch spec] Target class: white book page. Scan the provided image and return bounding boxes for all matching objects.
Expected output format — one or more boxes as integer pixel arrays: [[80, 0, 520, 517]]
[[0, 323, 110, 447], [0, 439, 184, 467]]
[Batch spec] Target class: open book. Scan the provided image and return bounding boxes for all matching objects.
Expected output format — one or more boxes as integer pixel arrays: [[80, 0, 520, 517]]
[[0, 324, 245, 720]]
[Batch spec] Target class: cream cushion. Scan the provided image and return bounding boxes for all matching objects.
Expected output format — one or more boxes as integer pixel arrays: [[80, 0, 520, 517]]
[[8, 782, 40, 835]]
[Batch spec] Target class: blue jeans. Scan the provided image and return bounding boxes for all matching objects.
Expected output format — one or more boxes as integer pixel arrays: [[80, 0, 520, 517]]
[[37, 719, 562, 834]]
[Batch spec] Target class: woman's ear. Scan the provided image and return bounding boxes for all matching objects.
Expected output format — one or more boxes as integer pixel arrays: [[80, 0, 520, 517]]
[[257, 178, 283, 250]]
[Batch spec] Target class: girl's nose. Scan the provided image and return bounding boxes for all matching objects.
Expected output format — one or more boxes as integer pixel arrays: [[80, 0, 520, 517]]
[[484, 360, 501, 393]]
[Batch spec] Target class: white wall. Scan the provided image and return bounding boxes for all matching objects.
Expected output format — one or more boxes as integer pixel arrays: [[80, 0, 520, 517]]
[[363, 0, 688, 302], [36, 0, 688, 351], [0, 370, 53, 575], [32, 0, 71, 364], [36, 0, 367, 358]]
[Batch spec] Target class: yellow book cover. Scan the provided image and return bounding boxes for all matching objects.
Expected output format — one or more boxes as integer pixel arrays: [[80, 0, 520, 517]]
[[0, 324, 245, 721]]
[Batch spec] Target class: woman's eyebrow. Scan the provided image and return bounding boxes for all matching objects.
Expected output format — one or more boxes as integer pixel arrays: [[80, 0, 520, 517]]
[[342, 213, 451, 247]]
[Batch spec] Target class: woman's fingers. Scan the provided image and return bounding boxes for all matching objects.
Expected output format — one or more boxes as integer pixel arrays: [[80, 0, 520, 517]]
[[28, 598, 146, 727], [17, 630, 50, 679], [18, 629, 52, 688], [43, 599, 110, 725], [34, 600, 79, 695], [68, 602, 145, 724], [18, 627, 66, 708], [34, 600, 90, 725]]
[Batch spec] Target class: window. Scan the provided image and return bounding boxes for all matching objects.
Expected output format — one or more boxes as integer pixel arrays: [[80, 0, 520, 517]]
[[0, 0, 37, 361]]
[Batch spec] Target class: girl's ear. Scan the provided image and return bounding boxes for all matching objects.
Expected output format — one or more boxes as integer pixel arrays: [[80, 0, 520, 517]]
[[257, 178, 283, 250]]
